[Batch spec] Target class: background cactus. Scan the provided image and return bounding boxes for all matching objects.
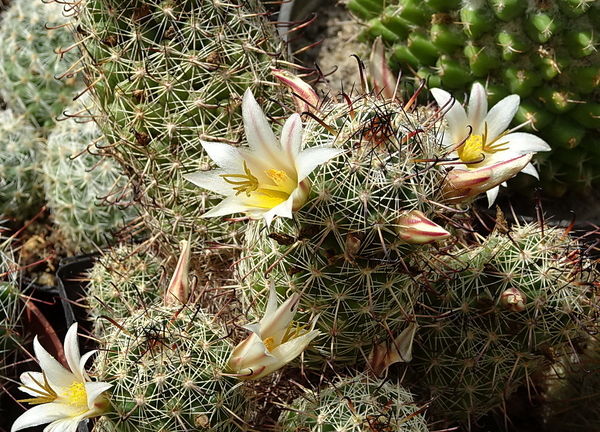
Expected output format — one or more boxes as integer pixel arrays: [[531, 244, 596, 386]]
[[346, 0, 600, 196], [278, 372, 429, 432], [239, 88, 452, 367], [43, 99, 138, 252], [69, 0, 292, 259], [93, 305, 248, 432], [0, 109, 45, 220], [0, 0, 81, 128], [407, 219, 599, 426]]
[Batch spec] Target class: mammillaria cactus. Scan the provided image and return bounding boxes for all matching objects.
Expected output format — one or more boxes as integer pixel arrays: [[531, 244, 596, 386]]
[[0, 0, 81, 128], [278, 372, 429, 432], [93, 305, 248, 432], [347, 0, 600, 196], [43, 104, 138, 252], [69, 0, 291, 259], [408, 219, 600, 426], [0, 109, 45, 220]]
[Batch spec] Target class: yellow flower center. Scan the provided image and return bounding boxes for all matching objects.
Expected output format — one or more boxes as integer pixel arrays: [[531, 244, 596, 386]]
[[221, 162, 295, 210], [456, 122, 510, 166], [458, 134, 484, 163], [263, 336, 276, 352], [63, 381, 88, 407]]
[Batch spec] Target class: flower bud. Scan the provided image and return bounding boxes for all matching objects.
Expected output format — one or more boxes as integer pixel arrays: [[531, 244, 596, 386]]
[[164, 240, 191, 306], [443, 154, 532, 204], [500, 288, 527, 312], [396, 210, 451, 244], [272, 69, 320, 113]]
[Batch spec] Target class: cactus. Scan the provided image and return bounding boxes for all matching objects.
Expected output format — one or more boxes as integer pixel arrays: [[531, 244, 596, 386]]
[[407, 219, 599, 426], [69, 0, 290, 259], [347, 0, 600, 196], [87, 245, 163, 333], [239, 87, 451, 367], [0, 233, 25, 385], [0, 0, 81, 128], [0, 109, 45, 220], [93, 305, 248, 432], [278, 371, 429, 432], [43, 100, 138, 252], [541, 338, 600, 432]]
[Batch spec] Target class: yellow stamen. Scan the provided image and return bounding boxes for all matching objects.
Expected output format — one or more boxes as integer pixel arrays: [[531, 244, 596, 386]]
[[18, 372, 58, 405], [265, 169, 288, 187], [458, 133, 484, 163], [63, 381, 88, 407], [221, 161, 259, 197], [263, 336, 276, 352]]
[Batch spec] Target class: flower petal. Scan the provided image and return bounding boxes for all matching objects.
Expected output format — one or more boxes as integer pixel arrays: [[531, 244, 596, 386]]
[[520, 162, 540, 179], [63, 324, 82, 382], [500, 132, 551, 154], [84, 381, 112, 410], [200, 141, 245, 173], [431, 88, 468, 143], [44, 416, 85, 432], [295, 147, 344, 183], [184, 170, 231, 195], [484, 94, 520, 140], [486, 185, 500, 207], [18, 372, 47, 397], [370, 36, 397, 100], [260, 293, 300, 340], [280, 113, 303, 160], [33, 337, 76, 389], [242, 89, 282, 160], [263, 196, 294, 225], [11, 402, 82, 432], [467, 83, 488, 135]]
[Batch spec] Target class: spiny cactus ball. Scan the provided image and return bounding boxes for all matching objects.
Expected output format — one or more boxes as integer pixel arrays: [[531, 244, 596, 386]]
[[87, 245, 163, 332], [240, 90, 451, 367], [348, 0, 600, 196], [71, 0, 290, 258], [0, 109, 45, 220], [278, 372, 429, 432], [43, 111, 138, 252], [0, 0, 81, 127], [409, 220, 599, 426], [94, 305, 247, 432]]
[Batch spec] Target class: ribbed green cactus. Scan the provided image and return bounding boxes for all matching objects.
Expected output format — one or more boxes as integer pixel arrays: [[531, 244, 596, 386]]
[[239, 90, 450, 366], [43, 101, 138, 252], [347, 0, 600, 196], [408, 220, 599, 426], [278, 372, 429, 432], [93, 305, 248, 432], [0, 109, 45, 220], [0, 0, 81, 128], [70, 0, 290, 258]]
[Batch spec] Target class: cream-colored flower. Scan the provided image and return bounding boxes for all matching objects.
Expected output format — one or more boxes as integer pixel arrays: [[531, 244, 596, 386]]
[[12, 323, 111, 432], [432, 82, 550, 206], [229, 282, 319, 380], [185, 89, 343, 225]]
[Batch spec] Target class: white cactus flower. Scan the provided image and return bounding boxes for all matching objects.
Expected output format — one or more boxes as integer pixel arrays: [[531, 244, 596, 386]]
[[12, 323, 112, 432], [229, 282, 320, 380], [185, 89, 343, 225], [432, 82, 550, 206]]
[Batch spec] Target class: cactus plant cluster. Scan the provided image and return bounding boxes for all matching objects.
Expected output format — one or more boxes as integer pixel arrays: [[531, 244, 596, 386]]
[[347, 0, 600, 196], [3, 0, 600, 431]]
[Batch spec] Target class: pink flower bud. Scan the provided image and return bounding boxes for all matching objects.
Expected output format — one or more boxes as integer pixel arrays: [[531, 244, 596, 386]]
[[272, 69, 319, 113], [396, 210, 451, 244], [501, 288, 527, 312], [443, 154, 532, 204]]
